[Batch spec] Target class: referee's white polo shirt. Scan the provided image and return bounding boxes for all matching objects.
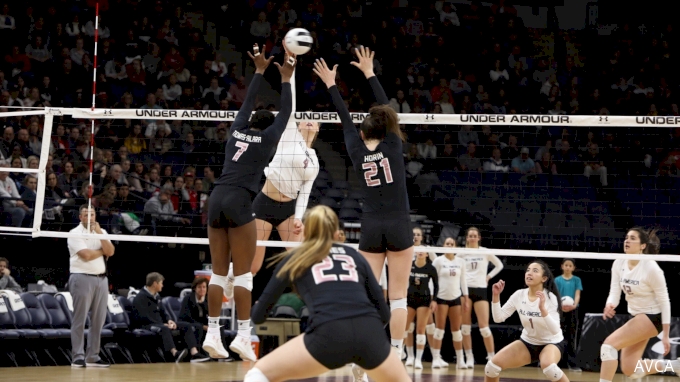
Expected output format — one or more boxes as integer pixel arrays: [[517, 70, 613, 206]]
[[67, 224, 107, 275]]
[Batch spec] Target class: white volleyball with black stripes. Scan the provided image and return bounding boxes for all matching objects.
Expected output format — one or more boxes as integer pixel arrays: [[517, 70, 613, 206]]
[[284, 28, 313, 55]]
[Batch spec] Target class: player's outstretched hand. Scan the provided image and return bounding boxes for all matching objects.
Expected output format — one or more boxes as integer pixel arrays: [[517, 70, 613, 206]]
[[248, 44, 274, 75], [492, 280, 505, 296], [350, 46, 376, 78], [535, 290, 546, 310], [313, 58, 338, 89], [602, 303, 616, 320], [274, 53, 296, 83]]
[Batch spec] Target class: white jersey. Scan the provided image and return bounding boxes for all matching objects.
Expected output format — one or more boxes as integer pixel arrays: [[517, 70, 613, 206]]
[[263, 68, 319, 220], [432, 255, 468, 300], [492, 288, 563, 345], [460, 247, 503, 288], [606, 259, 671, 324]]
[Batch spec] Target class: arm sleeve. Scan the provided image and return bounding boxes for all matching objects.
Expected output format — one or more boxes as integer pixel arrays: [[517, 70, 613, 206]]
[[492, 290, 518, 323], [294, 178, 314, 220], [367, 76, 389, 105], [605, 261, 622, 308], [486, 255, 504, 280], [460, 260, 469, 296], [430, 265, 439, 299], [363, 256, 390, 326], [262, 82, 293, 141], [251, 260, 291, 324], [543, 293, 562, 335], [231, 73, 264, 133], [649, 263, 672, 324], [329, 85, 362, 151]]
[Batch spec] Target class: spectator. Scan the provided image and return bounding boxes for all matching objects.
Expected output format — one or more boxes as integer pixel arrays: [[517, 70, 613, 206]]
[[0, 256, 22, 293], [0, 171, 31, 227], [511, 147, 536, 174], [501, 135, 520, 165], [131, 272, 209, 363], [179, 277, 209, 342], [143, 185, 190, 236], [388, 90, 411, 113], [67, 205, 114, 368], [458, 125, 479, 148], [583, 143, 608, 186], [458, 142, 482, 172], [552, 140, 581, 176], [250, 12, 271, 45], [535, 151, 554, 175], [483, 148, 509, 172]]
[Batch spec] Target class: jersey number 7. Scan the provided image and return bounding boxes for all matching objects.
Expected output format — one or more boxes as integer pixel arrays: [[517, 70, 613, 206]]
[[232, 141, 249, 161], [312, 255, 359, 284], [362, 158, 394, 187]]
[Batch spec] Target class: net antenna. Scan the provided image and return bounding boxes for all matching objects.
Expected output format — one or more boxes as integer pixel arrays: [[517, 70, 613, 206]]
[[86, 2, 101, 233]]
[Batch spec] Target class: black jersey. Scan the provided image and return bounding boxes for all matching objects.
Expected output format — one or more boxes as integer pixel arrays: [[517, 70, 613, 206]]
[[251, 243, 390, 331], [329, 76, 409, 214], [214, 74, 292, 194], [408, 260, 438, 298]]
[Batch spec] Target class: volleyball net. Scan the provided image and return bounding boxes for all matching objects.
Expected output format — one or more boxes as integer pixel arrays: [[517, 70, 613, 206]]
[[0, 107, 679, 263]]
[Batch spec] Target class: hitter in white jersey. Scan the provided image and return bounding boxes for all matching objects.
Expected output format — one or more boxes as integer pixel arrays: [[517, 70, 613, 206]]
[[460, 227, 503, 367], [250, 67, 321, 276], [599, 228, 680, 382], [430, 237, 470, 369], [485, 260, 568, 382]]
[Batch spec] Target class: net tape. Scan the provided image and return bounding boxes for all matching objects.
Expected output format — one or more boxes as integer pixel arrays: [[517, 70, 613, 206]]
[[1, 107, 678, 262], [9, 107, 679, 127]]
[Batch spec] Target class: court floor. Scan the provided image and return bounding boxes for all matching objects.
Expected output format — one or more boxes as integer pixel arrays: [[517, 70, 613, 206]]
[[2, 362, 675, 382]]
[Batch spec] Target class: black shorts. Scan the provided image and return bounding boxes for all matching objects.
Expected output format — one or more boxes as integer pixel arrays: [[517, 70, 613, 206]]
[[408, 294, 431, 309], [520, 339, 566, 364], [207, 185, 256, 229], [642, 313, 663, 334], [252, 191, 296, 227], [436, 297, 461, 306], [468, 287, 488, 303], [304, 315, 391, 370], [359, 212, 412, 253]]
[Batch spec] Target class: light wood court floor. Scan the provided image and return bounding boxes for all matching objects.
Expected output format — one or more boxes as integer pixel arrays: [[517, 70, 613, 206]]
[[2, 362, 676, 382]]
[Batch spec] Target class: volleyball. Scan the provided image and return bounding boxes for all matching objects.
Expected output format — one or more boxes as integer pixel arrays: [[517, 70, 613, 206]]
[[284, 28, 313, 55], [562, 296, 575, 306]]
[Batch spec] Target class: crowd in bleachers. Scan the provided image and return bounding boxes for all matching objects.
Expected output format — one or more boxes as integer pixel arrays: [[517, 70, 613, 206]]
[[0, 0, 679, 252]]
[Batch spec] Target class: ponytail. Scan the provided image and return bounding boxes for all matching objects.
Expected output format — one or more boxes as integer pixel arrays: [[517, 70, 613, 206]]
[[270, 205, 339, 283], [532, 259, 563, 321], [360, 105, 405, 142], [629, 227, 661, 254]]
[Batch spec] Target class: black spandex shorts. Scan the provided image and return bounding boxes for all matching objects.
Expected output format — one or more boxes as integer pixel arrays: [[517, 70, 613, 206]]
[[304, 315, 391, 370], [520, 339, 566, 364], [251, 191, 296, 228], [436, 297, 461, 306], [408, 294, 432, 309], [642, 313, 663, 334], [468, 287, 488, 303], [359, 212, 413, 253], [207, 185, 256, 229]]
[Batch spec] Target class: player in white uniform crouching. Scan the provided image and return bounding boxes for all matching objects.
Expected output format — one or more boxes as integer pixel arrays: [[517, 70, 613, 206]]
[[599, 228, 680, 382], [485, 260, 568, 382]]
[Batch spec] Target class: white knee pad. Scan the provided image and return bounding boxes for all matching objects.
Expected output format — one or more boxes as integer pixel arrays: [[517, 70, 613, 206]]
[[485, 361, 502, 378], [390, 298, 407, 312], [233, 272, 253, 291], [542, 363, 564, 381], [407, 322, 415, 333], [479, 326, 492, 338], [600, 344, 618, 362], [244, 367, 270, 382], [416, 334, 427, 345], [208, 273, 229, 290], [426, 323, 436, 335], [451, 330, 463, 342], [461, 324, 472, 336], [433, 328, 445, 340]]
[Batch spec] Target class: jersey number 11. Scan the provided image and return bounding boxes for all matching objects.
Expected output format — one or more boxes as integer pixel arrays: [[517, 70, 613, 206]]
[[362, 158, 393, 187]]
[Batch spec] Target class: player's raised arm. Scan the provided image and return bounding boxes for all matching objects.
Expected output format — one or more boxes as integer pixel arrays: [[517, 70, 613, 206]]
[[232, 44, 274, 132], [351, 46, 389, 105], [264, 45, 298, 140], [313, 58, 362, 148]]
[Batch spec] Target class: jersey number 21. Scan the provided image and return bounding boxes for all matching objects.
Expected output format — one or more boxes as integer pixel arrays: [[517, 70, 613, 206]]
[[362, 158, 393, 187]]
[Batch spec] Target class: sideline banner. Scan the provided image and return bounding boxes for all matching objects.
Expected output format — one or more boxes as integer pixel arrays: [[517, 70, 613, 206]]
[[578, 313, 680, 372]]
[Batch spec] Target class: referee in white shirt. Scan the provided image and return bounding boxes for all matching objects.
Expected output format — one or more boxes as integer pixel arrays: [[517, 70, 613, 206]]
[[67, 205, 115, 368]]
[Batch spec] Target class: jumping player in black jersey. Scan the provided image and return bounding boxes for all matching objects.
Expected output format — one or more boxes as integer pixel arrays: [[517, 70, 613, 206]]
[[314, 47, 413, 363], [243, 206, 410, 382], [405, 252, 438, 369], [202, 44, 296, 362]]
